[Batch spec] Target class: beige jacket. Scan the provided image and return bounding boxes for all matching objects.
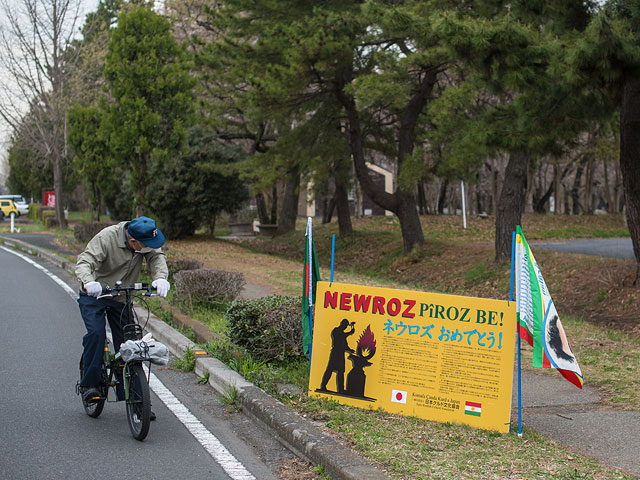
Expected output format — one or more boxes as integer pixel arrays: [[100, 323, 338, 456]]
[[76, 221, 168, 292]]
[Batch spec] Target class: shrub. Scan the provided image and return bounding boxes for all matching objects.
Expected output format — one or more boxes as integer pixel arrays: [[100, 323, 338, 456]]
[[174, 268, 245, 305], [38, 207, 54, 220], [73, 222, 117, 244], [225, 295, 303, 361], [166, 257, 204, 279], [28, 204, 41, 221], [41, 210, 56, 227]]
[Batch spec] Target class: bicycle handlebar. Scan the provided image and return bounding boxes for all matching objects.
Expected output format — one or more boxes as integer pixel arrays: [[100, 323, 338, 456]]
[[98, 282, 157, 299]]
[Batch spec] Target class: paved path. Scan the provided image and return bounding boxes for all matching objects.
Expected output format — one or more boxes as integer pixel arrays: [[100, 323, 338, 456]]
[[533, 238, 634, 259], [514, 370, 640, 477]]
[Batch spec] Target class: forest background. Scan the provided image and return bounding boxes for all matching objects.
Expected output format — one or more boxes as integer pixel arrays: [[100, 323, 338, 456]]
[[2, 0, 640, 276]]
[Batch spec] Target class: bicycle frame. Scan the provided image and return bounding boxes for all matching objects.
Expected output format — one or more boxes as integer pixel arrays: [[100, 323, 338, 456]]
[[99, 343, 140, 403], [98, 282, 155, 402]]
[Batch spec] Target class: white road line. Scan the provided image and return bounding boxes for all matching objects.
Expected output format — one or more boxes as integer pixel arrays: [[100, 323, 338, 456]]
[[149, 371, 256, 480], [0, 245, 77, 298], [2, 245, 256, 480]]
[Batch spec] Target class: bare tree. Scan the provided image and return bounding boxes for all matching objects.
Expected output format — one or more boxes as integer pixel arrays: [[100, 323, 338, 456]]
[[0, 0, 86, 228]]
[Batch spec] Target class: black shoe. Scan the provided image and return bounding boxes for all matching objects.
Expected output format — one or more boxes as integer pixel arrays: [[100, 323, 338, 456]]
[[81, 387, 101, 404], [150, 410, 156, 421]]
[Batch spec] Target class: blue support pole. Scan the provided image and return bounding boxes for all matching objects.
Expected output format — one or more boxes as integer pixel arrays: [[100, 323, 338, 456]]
[[330, 234, 335, 286]]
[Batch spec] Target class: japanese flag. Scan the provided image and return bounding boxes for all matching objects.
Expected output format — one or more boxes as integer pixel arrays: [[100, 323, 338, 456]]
[[391, 389, 407, 404]]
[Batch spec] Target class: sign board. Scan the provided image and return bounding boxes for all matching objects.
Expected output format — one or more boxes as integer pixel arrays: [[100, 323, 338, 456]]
[[308, 282, 516, 433], [43, 190, 55, 207]]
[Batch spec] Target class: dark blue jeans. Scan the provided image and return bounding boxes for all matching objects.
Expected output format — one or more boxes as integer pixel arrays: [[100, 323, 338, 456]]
[[78, 292, 130, 395]]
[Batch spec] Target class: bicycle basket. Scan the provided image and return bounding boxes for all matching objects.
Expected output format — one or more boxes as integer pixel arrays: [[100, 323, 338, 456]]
[[123, 324, 143, 341]]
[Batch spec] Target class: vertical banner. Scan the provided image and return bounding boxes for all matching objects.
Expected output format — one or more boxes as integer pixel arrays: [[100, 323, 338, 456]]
[[309, 282, 517, 433], [43, 190, 56, 207]]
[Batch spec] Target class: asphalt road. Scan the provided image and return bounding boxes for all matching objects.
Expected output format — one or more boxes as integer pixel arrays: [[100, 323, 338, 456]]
[[0, 246, 294, 480], [532, 237, 634, 259]]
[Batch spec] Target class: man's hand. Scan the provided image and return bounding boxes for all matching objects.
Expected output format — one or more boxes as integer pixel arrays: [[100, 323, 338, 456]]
[[85, 281, 102, 297], [152, 278, 170, 298]]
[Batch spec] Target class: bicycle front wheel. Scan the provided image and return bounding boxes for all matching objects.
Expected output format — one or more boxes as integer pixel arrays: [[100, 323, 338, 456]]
[[125, 362, 151, 441]]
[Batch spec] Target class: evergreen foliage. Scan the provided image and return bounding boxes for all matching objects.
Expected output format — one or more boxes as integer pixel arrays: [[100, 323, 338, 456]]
[[104, 5, 195, 216], [67, 104, 118, 220], [148, 125, 249, 238]]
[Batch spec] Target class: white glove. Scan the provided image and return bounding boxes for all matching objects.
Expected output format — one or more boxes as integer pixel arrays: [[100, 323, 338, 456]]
[[152, 278, 170, 298], [85, 281, 102, 297]]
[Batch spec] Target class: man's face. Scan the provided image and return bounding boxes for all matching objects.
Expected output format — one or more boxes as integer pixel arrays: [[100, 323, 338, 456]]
[[127, 235, 148, 252]]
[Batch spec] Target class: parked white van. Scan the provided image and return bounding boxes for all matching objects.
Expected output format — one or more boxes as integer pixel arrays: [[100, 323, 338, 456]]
[[0, 195, 29, 216]]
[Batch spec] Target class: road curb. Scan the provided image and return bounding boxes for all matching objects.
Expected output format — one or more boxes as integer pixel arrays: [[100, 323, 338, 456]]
[[0, 234, 390, 480]]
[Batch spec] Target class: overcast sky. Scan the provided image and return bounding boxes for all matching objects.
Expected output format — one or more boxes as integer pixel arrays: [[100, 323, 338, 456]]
[[0, 0, 100, 189]]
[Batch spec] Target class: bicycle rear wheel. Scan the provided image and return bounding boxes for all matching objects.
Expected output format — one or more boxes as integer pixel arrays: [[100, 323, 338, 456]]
[[79, 356, 106, 418], [125, 362, 151, 441]]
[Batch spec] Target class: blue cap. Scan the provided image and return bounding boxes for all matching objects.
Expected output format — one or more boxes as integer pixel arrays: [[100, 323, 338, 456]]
[[128, 216, 165, 248]]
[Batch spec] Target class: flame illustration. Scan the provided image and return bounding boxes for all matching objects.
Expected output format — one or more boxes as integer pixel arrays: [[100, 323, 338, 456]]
[[357, 325, 376, 358]]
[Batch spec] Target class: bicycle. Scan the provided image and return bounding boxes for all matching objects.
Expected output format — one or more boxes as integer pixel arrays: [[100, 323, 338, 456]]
[[76, 281, 162, 441]]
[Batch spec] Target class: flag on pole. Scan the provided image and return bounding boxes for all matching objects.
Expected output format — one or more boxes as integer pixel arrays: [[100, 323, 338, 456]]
[[514, 226, 583, 389], [302, 218, 320, 355]]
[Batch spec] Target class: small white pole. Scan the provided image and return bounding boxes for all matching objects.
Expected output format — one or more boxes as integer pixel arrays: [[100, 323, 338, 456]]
[[10, 212, 15, 232], [461, 181, 467, 229]]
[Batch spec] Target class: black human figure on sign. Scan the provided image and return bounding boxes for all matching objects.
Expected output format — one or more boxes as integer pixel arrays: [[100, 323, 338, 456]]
[[319, 319, 355, 393], [345, 325, 377, 398]]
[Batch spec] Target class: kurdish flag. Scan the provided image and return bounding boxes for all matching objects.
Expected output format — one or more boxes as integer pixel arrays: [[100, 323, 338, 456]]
[[514, 226, 583, 389], [465, 401, 482, 417], [302, 218, 320, 355]]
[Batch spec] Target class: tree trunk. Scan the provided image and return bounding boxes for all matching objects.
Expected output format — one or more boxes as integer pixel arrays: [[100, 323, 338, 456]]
[[524, 161, 536, 213], [492, 166, 500, 215], [335, 181, 352, 236], [208, 214, 217, 235], [495, 150, 528, 263], [255, 193, 270, 224], [325, 196, 336, 224], [437, 178, 448, 214], [53, 152, 67, 229], [92, 181, 101, 221], [397, 190, 424, 253], [277, 166, 300, 234], [571, 158, 585, 215], [270, 184, 278, 224], [603, 158, 613, 213], [584, 155, 595, 214], [619, 74, 640, 284], [554, 163, 562, 214], [417, 182, 429, 215], [533, 179, 554, 214], [615, 159, 624, 213]]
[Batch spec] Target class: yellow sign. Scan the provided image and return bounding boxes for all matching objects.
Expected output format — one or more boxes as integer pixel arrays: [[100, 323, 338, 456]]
[[308, 282, 516, 433]]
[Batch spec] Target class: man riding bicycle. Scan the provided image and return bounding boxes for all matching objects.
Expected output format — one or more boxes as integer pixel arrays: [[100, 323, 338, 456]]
[[75, 216, 170, 416]]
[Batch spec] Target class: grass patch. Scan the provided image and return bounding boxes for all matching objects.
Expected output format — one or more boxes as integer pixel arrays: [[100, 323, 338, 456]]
[[175, 301, 228, 333], [171, 346, 196, 372], [561, 316, 640, 409], [197, 371, 210, 385], [295, 397, 633, 480], [217, 384, 242, 413]]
